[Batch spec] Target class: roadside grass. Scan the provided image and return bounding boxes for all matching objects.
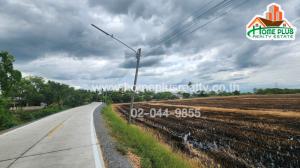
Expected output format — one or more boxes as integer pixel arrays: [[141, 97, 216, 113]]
[[0, 108, 17, 130], [14, 104, 67, 124], [0, 104, 67, 131], [102, 105, 199, 168]]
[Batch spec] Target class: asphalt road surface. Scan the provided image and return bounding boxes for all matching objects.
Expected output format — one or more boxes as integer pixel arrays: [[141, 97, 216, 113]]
[[0, 103, 105, 168]]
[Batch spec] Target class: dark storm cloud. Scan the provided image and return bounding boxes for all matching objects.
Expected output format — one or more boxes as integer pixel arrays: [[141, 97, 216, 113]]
[[195, 60, 234, 81], [104, 70, 127, 79], [1, 0, 300, 88], [88, 0, 170, 20], [51, 74, 76, 81], [198, 75, 213, 81], [120, 56, 162, 69], [216, 68, 234, 73], [131, 0, 254, 62], [89, 0, 135, 15], [234, 42, 262, 69], [0, 0, 276, 63], [0, 26, 115, 61], [144, 46, 166, 56], [157, 0, 300, 71], [0, 0, 120, 61]]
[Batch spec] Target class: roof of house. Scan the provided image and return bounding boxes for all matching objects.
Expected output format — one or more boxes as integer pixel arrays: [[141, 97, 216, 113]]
[[248, 17, 286, 28], [258, 17, 284, 27], [248, 17, 267, 28]]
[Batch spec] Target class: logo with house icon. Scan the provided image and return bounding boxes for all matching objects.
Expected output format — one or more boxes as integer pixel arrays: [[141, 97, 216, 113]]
[[246, 3, 296, 40]]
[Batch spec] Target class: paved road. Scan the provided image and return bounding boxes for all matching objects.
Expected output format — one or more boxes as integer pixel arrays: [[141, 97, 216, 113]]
[[0, 103, 105, 168]]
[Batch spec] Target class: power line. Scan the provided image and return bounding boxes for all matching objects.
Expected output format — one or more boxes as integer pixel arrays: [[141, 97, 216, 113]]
[[91, 24, 137, 54], [158, 0, 237, 45], [156, 0, 233, 44], [189, 0, 248, 35], [91, 24, 141, 124], [155, 0, 216, 43], [142, 0, 237, 57]]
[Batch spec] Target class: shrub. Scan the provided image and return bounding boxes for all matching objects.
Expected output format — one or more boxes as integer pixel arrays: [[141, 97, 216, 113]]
[[0, 98, 17, 130]]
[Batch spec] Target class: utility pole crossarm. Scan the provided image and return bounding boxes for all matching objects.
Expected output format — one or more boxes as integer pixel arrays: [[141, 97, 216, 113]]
[[91, 24, 137, 54]]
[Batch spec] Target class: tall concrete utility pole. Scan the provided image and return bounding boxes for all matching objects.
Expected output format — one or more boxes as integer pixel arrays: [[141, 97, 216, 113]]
[[91, 24, 141, 124], [129, 48, 141, 124]]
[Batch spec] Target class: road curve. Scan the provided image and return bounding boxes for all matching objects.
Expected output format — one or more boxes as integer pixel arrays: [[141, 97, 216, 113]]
[[0, 103, 105, 168]]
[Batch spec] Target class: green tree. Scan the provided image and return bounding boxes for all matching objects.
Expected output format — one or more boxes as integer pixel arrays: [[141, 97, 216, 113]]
[[10, 77, 47, 107], [0, 51, 22, 96], [0, 96, 17, 129], [194, 90, 208, 97], [153, 92, 177, 100], [188, 81, 193, 88], [182, 92, 190, 98], [233, 90, 240, 95]]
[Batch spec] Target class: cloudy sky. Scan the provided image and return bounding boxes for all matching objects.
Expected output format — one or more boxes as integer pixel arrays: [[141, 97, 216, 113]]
[[0, 0, 300, 92]]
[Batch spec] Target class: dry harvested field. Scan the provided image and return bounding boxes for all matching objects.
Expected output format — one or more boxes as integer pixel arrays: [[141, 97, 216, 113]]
[[113, 94, 300, 168]]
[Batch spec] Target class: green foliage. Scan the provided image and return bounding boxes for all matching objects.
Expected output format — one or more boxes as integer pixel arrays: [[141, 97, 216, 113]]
[[254, 88, 300, 95], [0, 103, 65, 131], [11, 77, 100, 108], [115, 143, 128, 155], [15, 104, 64, 123], [0, 51, 22, 96], [101, 90, 181, 103], [102, 105, 193, 168], [141, 158, 152, 168], [193, 90, 208, 97], [182, 92, 190, 98], [99, 89, 252, 103], [208, 91, 217, 96], [0, 51, 101, 108], [0, 108, 17, 130], [0, 97, 17, 130], [0, 52, 101, 131], [153, 91, 177, 100], [187, 81, 193, 88], [233, 90, 240, 95]]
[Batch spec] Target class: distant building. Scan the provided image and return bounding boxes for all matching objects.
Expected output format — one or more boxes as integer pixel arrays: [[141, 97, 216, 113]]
[[173, 93, 183, 99], [247, 4, 291, 28], [266, 4, 282, 21], [40, 102, 47, 107]]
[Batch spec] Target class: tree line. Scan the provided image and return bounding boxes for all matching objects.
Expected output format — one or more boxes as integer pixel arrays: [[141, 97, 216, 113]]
[[0, 51, 100, 109], [0, 51, 103, 130], [254, 88, 300, 95], [1, 51, 299, 130]]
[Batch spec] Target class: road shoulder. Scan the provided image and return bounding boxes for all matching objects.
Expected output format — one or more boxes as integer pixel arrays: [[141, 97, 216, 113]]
[[93, 105, 133, 168]]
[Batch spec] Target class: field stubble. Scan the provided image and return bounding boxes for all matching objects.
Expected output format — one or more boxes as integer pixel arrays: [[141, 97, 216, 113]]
[[114, 95, 300, 168]]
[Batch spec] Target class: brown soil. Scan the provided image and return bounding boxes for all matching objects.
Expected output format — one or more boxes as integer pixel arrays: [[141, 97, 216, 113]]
[[127, 151, 141, 168], [113, 94, 300, 168]]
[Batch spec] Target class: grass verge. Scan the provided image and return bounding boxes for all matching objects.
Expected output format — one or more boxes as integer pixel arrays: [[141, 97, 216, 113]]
[[102, 105, 198, 168], [0, 104, 68, 131]]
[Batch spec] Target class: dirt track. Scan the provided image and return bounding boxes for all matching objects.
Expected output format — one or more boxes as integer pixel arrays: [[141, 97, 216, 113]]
[[113, 94, 300, 168]]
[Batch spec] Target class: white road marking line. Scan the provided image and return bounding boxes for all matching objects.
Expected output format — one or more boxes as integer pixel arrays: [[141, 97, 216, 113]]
[[91, 104, 105, 168]]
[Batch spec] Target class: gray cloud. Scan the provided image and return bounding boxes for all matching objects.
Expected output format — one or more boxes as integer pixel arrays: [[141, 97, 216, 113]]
[[0, 0, 122, 61], [120, 55, 162, 69], [104, 70, 128, 79], [234, 42, 262, 69], [1, 0, 300, 90], [89, 0, 135, 15]]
